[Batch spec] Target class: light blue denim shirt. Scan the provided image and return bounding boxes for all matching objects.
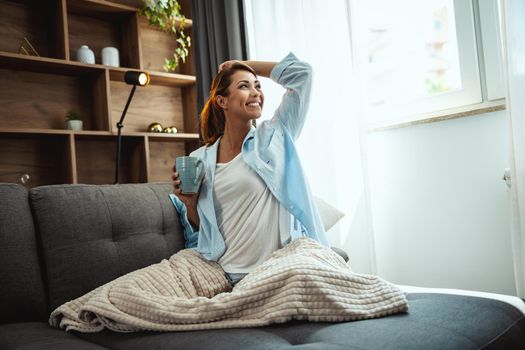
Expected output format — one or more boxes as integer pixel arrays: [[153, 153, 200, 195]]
[[170, 52, 328, 261]]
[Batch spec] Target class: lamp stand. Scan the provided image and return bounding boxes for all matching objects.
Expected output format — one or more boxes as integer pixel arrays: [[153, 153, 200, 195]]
[[114, 84, 137, 184]]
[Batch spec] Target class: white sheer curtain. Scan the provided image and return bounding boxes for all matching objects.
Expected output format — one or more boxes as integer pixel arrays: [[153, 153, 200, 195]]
[[244, 0, 376, 273], [502, 0, 525, 298]]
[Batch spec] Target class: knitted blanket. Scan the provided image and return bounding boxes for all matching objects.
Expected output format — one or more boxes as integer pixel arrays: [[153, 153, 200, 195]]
[[50, 238, 408, 332]]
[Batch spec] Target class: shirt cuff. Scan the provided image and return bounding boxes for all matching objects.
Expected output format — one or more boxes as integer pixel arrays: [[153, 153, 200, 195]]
[[270, 51, 297, 84], [169, 194, 198, 248]]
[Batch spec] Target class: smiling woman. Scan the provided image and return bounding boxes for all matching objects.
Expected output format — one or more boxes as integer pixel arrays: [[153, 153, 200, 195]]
[[215, 70, 265, 141], [170, 52, 329, 286], [199, 61, 259, 146]]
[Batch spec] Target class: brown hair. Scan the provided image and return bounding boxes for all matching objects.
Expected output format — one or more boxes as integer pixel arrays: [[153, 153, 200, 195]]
[[200, 62, 257, 145]]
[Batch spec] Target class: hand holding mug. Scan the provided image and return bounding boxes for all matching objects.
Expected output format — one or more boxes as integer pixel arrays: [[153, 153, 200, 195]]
[[172, 168, 199, 211], [172, 156, 205, 206], [175, 156, 205, 193], [172, 156, 204, 229]]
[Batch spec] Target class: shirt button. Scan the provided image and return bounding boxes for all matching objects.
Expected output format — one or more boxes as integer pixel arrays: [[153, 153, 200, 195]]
[[290, 205, 294, 209]]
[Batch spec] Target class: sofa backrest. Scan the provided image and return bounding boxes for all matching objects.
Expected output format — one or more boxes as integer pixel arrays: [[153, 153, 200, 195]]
[[0, 184, 48, 324], [29, 183, 185, 311]]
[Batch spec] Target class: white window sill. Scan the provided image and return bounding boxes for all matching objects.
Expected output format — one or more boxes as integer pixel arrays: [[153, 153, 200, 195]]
[[367, 99, 506, 133]]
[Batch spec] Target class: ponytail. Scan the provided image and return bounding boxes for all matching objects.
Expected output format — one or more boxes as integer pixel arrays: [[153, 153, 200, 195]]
[[200, 62, 257, 145], [200, 95, 225, 145]]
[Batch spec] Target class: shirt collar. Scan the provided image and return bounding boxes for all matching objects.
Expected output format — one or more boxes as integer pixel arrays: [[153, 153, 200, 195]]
[[243, 126, 256, 143], [204, 126, 256, 178]]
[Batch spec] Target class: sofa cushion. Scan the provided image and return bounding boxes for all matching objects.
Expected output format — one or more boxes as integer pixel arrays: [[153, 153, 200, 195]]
[[74, 293, 525, 350], [0, 183, 48, 324], [30, 183, 185, 311], [0, 322, 108, 350]]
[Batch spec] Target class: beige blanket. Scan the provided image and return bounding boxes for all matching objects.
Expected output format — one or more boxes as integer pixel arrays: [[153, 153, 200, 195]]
[[50, 238, 408, 332]]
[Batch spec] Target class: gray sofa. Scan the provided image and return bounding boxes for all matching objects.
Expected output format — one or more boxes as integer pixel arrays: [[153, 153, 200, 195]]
[[1, 182, 524, 350]]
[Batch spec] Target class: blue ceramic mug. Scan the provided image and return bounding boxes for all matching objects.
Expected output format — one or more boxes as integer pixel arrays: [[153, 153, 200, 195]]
[[176, 156, 205, 193]]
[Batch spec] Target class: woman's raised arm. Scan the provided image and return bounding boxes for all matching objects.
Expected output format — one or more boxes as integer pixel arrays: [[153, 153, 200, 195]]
[[218, 53, 312, 141], [218, 60, 277, 78]]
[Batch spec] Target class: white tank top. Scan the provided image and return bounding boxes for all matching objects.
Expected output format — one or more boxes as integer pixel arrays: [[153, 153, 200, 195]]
[[213, 153, 290, 273]]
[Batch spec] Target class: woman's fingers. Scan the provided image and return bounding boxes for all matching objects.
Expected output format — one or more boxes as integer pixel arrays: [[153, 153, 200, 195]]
[[172, 172, 181, 194], [218, 60, 241, 72]]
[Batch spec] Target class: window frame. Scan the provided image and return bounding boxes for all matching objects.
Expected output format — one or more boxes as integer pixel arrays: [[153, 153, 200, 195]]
[[478, 0, 505, 101], [358, 0, 499, 128]]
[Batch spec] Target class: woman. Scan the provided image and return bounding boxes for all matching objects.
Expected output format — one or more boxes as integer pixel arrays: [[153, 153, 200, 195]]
[[170, 52, 328, 286]]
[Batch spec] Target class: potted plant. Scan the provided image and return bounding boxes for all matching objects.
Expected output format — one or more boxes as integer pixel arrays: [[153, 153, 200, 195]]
[[141, 0, 191, 72], [65, 109, 83, 131]]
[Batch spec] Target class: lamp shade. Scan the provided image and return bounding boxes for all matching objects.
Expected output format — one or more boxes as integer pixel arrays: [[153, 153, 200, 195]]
[[124, 71, 150, 86]]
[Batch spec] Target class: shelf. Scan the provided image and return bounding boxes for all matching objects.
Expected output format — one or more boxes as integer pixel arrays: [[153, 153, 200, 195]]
[[68, 0, 138, 15], [0, 51, 105, 75], [145, 132, 199, 140], [0, 51, 195, 86], [0, 0, 199, 188], [0, 128, 110, 136], [0, 133, 72, 186], [67, 0, 140, 68], [107, 0, 194, 29], [0, 127, 199, 140], [0, 68, 108, 131], [68, 0, 193, 29], [75, 134, 146, 184], [0, 0, 65, 59]]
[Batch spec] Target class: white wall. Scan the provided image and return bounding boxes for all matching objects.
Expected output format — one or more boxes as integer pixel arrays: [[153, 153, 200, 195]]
[[366, 110, 517, 295], [336, 189, 376, 275]]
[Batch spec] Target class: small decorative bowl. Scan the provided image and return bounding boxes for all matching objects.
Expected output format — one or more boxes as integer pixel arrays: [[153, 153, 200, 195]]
[[147, 122, 163, 133], [163, 126, 178, 134]]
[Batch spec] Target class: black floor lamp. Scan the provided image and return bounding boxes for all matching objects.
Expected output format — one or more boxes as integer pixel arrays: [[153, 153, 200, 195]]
[[114, 71, 150, 184]]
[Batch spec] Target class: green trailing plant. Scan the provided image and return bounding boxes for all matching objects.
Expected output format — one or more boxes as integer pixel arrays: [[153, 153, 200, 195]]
[[65, 109, 81, 121], [141, 0, 192, 72]]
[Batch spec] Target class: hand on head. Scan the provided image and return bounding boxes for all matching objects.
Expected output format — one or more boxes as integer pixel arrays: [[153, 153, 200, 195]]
[[218, 60, 243, 73]]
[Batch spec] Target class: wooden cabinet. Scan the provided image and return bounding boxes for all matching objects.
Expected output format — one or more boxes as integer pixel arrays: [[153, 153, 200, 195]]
[[0, 0, 199, 187]]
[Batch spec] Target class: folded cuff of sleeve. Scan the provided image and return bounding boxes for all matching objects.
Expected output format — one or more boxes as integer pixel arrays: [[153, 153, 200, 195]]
[[169, 194, 198, 248], [270, 51, 297, 83]]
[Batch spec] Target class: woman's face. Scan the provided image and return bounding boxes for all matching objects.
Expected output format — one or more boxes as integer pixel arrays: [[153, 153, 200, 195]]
[[219, 70, 264, 122]]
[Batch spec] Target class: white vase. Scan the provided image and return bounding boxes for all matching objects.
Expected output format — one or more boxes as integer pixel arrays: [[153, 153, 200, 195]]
[[101, 46, 119, 67], [76, 45, 95, 64], [66, 120, 83, 131]]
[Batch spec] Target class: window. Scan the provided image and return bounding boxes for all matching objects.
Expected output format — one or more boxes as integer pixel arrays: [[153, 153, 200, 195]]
[[352, 0, 503, 127]]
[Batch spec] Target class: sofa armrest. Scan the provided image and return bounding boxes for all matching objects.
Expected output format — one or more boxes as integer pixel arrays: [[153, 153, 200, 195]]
[[331, 247, 349, 262]]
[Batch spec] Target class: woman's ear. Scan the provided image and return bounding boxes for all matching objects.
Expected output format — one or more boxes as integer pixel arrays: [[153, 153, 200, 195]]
[[216, 95, 228, 110]]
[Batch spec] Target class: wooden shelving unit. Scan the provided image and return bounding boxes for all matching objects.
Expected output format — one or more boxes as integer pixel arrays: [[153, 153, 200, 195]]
[[0, 0, 199, 187]]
